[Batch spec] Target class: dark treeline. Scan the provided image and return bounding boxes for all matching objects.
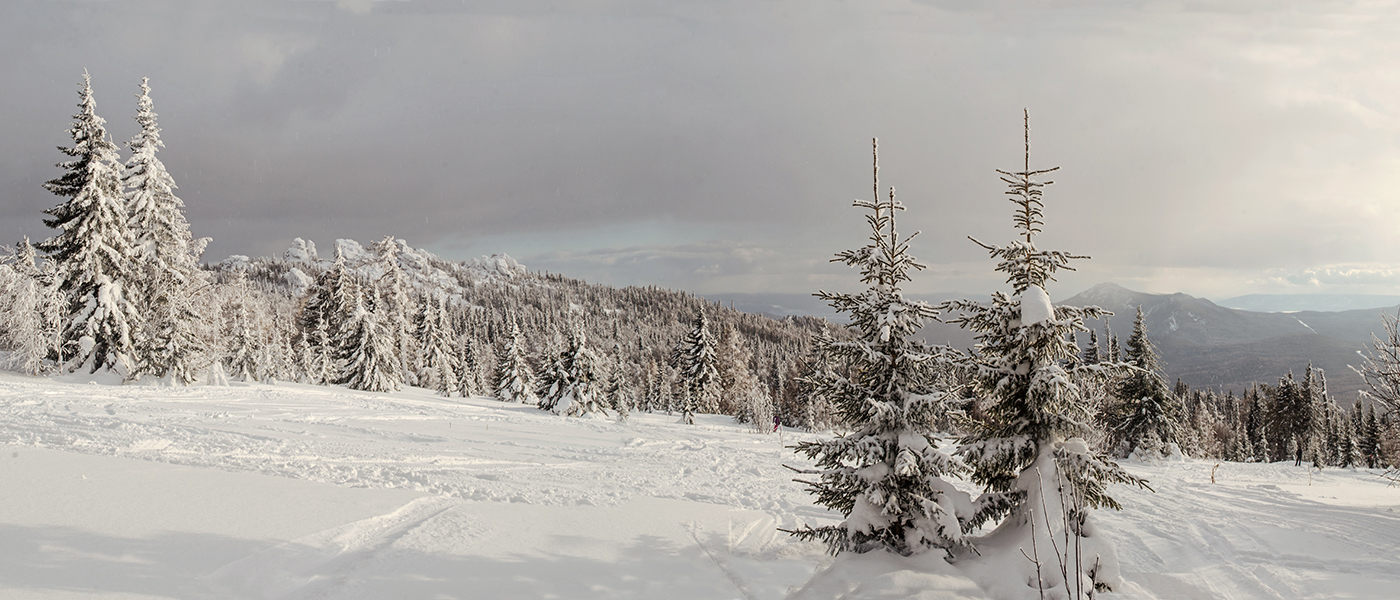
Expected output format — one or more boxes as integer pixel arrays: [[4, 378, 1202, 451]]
[[1077, 304, 1400, 469]]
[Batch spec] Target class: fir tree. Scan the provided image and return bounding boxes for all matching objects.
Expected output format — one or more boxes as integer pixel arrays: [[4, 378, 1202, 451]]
[[673, 308, 720, 417], [1363, 403, 1381, 468], [718, 323, 765, 423], [1104, 306, 1183, 458], [537, 326, 606, 416], [2, 238, 61, 375], [336, 287, 401, 392], [124, 78, 208, 383], [1082, 328, 1101, 365], [39, 71, 140, 374], [1269, 369, 1321, 466], [493, 318, 536, 403], [457, 332, 481, 397], [225, 288, 260, 382], [943, 113, 1146, 593], [641, 359, 667, 413], [787, 139, 972, 558], [602, 359, 632, 419], [415, 292, 459, 397], [372, 236, 415, 386]]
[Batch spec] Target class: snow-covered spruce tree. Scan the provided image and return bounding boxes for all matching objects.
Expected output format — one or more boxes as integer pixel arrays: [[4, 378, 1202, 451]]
[[718, 323, 766, 423], [372, 236, 416, 386], [223, 277, 260, 382], [537, 326, 607, 416], [640, 359, 664, 412], [1268, 370, 1321, 466], [457, 332, 480, 397], [1, 238, 62, 375], [603, 359, 632, 420], [672, 308, 721, 418], [1082, 329, 1100, 365], [1103, 306, 1182, 458], [134, 275, 207, 385], [943, 113, 1146, 597], [786, 139, 972, 558], [336, 287, 401, 392], [1355, 310, 1400, 422], [39, 71, 141, 374], [493, 318, 536, 403], [416, 292, 459, 397], [124, 78, 209, 383]]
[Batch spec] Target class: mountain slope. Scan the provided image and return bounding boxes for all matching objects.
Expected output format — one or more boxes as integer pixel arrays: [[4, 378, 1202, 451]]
[[1061, 283, 1390, 399]]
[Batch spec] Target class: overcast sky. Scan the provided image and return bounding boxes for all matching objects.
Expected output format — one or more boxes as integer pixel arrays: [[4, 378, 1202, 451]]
[[3, 0, 1400, 300]]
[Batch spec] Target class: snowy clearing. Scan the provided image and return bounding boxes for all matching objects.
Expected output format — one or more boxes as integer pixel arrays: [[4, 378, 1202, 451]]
[[0, 372, 1397, 599]]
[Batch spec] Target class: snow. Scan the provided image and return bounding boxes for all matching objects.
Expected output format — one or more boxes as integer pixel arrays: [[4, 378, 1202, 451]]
[[0, 372, 1398, 598], [1019, 284, 1055, 326]]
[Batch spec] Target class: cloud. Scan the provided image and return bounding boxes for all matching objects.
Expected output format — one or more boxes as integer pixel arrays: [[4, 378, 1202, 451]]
[[5, 0, 1400, 298], [1261, 265, 1400, 289]]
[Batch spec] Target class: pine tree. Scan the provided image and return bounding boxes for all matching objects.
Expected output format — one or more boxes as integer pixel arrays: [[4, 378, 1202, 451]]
[[39, 71, 140, 374], [371, 236, 415, 385], [718, 323, 765, 423], [1082, 328, 1101, 365], [493, 318, 536, 403], [1103, 318, 1120, 364], [673, 308, 720, 417], [943, 113, 1146, 593], [415, 292, 459, 396], [124, 78, 208, 383], [1338, 400, 1362, 467], [1104, 306, 1183, 458], [640, 359, 662, 413], [787, 139, 972, 558], [457, 333, 478, 397], [1269, 369, 1322, 466], [602, 358, 632, 419], [1363, 403, 1382, 468], [2, 239, 61, 375], [336, 287, 401, 393], [536, 326, 606, 416], [225, 292, 260, 382]]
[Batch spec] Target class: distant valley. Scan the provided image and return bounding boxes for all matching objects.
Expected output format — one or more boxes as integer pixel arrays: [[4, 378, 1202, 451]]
[[915, 282, 1397, 401]]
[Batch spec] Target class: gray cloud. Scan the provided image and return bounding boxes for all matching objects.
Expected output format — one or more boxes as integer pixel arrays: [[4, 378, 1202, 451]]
[[3, 0, 1400, 299]]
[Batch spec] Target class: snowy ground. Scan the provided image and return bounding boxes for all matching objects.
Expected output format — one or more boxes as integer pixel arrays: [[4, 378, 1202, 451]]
[[0, 371, 1396, 599]]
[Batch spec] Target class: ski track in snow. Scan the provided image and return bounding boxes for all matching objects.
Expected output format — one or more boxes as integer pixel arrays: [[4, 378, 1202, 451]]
[[1100, 460, 1400, 600], [2, 372, 1399, 598], [0, 375, 812, 515]]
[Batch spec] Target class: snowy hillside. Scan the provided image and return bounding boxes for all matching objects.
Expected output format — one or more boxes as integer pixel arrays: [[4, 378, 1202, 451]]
[[1, 372, 1397, 599]]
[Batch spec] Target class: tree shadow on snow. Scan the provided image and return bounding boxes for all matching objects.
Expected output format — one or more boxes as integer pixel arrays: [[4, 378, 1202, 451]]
[[0, 523, 814, 599]]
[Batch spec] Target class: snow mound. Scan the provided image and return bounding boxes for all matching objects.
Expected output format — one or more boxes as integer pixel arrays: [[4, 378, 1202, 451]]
[[790, 551, 990, 599], [1019, 284, 1055, 326]]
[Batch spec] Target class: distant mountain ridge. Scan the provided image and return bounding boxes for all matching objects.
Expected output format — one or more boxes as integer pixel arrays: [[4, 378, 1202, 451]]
[[1216, 293, 1400, 313], [1061, 283, 1393, 401], [916, 282, 1394, 401]]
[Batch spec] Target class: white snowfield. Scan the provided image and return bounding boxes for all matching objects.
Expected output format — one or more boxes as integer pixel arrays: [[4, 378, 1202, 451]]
[[0, 372, 1397, 599]]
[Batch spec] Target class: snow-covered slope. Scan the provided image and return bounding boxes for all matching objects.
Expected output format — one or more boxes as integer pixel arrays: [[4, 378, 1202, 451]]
[[0, 372, 1397, 599]]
